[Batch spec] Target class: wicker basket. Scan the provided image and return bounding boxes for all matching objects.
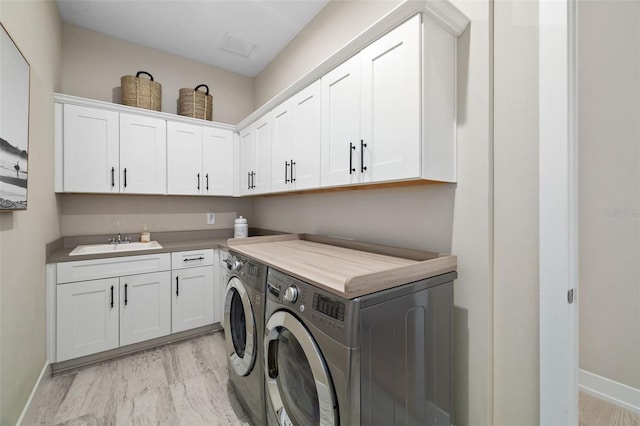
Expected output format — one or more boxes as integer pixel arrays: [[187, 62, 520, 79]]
[[178, 84, 213, 121], [121, 71, 161, 111]]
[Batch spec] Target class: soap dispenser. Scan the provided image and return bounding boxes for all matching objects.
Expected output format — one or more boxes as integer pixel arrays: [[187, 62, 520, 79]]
[[141, 224, 151, 243]]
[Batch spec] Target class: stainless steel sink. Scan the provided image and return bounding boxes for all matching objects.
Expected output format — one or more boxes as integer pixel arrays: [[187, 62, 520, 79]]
[[69, 241, 163, 256]]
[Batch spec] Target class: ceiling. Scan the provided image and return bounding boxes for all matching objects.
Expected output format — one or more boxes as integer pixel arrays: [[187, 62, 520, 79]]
[[56, 0, 331, 77]]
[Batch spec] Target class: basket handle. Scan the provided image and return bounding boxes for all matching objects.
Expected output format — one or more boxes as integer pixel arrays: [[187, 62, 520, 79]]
[[136, 71, 154, 81], [194, 84, 209, 95]]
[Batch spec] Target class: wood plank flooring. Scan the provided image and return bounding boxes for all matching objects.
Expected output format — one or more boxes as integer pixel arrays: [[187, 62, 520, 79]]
[[31, 332, 251, 425], [28, 332, 640, 426], [580, 391, 640, 426]]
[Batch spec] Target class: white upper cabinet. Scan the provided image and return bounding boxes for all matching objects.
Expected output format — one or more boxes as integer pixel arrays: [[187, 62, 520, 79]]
[[360, 14, 421, 183], [119, 113, 167, 194], [321, 56, 362, 187], [321, 14, 421, 187], [63, 104, 120, 193], [272, 81, 321, 192], [167, 121, 203, 195], [203, 127, 234, 196], [240, 113, 273, 195]]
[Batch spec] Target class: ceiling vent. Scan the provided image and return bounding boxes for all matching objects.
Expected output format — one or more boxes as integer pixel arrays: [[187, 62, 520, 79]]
[[221, 33, 257, 58]]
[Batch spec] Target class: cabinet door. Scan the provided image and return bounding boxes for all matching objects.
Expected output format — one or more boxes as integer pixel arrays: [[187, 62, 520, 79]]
[[202, 127, 234, 196], [271, 99, 295, 192], [321, 56, 361, 187], [292, 80, 321, 190], [120, 113, 167, 194], [172, 266, 214, 333], [57, 278, 119, 362], [63, 104, 119, 193], [360, 15, 421, 183], [238, 125, 255, 196], [167, 121, 203, 195], [120, 271, 171, 346], [253, 113, 273, 194]]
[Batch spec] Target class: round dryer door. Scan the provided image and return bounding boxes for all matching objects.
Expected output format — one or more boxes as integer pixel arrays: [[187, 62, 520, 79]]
[[224, 276, 257, 376], [264, 310, 338, 426]]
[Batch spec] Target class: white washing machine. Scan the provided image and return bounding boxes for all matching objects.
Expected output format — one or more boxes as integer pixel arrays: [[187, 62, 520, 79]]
[[223, 250, 267, 425], [264, 267, 456, 426]]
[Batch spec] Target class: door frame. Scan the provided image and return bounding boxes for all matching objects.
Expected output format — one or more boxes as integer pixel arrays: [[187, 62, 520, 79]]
[[539, 0, 579, 424]]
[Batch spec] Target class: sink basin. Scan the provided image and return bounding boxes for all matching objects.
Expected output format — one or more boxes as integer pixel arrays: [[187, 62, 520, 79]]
[[69, 241, 163, 256]]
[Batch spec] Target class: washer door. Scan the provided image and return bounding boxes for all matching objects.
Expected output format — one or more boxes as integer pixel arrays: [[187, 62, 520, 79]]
[[224, 276, 256, 376], [264, 310, 338, 426]]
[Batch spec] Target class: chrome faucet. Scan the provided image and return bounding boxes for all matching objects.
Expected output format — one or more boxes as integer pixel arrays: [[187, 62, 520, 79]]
[[108, 233, 131, 244]]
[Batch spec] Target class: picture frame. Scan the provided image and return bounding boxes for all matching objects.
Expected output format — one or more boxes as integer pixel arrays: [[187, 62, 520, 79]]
[[0, 22, 30, 211]]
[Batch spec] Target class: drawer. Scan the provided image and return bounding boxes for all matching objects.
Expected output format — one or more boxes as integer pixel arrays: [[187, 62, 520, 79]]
[[171, 249, 214, 270], [57, 253, 171, 284]]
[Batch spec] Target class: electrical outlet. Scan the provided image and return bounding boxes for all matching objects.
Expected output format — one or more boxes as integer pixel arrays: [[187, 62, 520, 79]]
[[207, 212, 215, 225]]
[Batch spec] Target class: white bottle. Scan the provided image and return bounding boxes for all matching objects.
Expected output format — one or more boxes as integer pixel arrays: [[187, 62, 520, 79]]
[[234, 216, 248, 238]]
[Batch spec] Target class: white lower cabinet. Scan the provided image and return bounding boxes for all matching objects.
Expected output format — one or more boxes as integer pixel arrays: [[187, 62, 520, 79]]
[[54, 250, 217, 363], [56, 278, 120, 362], [172, 266, 214, 333], [120, 271, 171, 346]]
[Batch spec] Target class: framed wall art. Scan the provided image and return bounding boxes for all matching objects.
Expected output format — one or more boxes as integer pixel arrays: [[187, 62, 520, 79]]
[[0, 22, 30, 211]]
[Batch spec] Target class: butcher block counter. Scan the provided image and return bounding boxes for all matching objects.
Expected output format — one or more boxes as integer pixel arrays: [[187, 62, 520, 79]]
[[227, 234, 456, 299]]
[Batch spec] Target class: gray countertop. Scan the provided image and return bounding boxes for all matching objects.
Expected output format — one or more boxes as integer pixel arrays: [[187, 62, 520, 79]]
[[46, 228, 283, 263]]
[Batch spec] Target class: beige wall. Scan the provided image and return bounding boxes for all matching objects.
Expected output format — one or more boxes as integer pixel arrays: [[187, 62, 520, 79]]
[[579, 1, 640, 389], [58, 194, 254, 237], [62, 23, 254, 124], [493, 1, 539, 423], [0, 0, 62, 423], [252, 1, 494, 424]]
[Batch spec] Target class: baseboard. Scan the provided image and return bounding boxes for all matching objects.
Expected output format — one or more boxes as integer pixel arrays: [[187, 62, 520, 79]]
[[16, 361, 51, 426], [579, 369, 640, 414]]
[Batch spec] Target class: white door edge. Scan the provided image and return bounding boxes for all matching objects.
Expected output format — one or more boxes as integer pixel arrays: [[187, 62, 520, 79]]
[[539, 0, 579, 424]]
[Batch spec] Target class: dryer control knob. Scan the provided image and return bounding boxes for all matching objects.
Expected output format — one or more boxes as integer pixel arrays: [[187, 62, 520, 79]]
[[283, 286, 299, 303], [233, 259, 243, 271]]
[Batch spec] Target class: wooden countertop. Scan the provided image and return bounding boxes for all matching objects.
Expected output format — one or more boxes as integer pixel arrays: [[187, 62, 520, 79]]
[[227, 234, 456, 299]]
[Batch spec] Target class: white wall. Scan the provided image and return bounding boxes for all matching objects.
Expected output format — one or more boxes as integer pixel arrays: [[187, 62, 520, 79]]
[[0, 0, 62, 423], [493, 1, 540, 423], [62, 23, 254, 124], [252, 1, 494, 423], [579, 0, 640, 390]]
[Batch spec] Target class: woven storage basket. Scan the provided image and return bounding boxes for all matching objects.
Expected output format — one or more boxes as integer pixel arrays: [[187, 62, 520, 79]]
[[178, 84, 213, 121], [121, 71, 161, 111]]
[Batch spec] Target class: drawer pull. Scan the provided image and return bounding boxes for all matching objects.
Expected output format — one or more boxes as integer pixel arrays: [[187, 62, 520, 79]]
[[176, 276, 179, 296], [183, 256, 205, 262]]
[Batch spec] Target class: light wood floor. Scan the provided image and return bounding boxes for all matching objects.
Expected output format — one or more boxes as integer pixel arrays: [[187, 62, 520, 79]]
[[580, 391, 640, 426], [30, 332, 250, 425], [28, 332, 640, 425]]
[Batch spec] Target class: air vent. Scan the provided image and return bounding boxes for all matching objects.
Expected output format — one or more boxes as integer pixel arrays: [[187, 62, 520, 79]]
[[221, 33, 257, 58]]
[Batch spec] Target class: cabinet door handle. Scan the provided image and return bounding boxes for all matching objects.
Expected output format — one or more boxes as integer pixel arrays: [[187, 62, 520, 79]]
[[197, 173, 201, 191], [251, 171, 256, 189], [111, 167, 115, 187], [349, 143, 356, 174], [247, 172, 251, 190], [360, 140, 367, 173], [285, 161, 290, 183], [110, 285, 114, 308], [205, 173, 209, 191], [176, 276, 179, 296], [124, 283, 128, 306], [291, 160, 296, 182], [124, 168, 127, 188]]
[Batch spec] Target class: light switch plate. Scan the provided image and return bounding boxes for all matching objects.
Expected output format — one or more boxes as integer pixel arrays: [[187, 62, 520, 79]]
[[207, 212, 215, 225]]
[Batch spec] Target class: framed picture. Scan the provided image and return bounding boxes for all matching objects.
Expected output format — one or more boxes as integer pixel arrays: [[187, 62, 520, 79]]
[[0, 22, 30, 211]]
